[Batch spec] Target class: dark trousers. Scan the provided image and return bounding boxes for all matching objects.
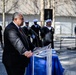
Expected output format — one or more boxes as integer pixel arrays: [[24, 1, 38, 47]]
[[51, 39, 54, 49], [4, 64, 25, 75]]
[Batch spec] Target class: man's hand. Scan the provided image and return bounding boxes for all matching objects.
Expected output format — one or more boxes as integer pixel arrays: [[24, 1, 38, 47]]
[[23, 50, 33, 58]]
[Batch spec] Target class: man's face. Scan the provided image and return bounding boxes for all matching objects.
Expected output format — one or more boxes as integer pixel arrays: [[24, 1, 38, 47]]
[[34, 22, 37, 25], [16, 14, 24, 26], [26, 22, 29, 27], [47, 22, 51, 26]]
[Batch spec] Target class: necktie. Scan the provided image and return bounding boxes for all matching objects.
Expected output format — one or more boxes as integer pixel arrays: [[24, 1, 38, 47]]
[[19, 27, 23, 34], [19, 27, 26, 36], [18, 27, 29, 48]]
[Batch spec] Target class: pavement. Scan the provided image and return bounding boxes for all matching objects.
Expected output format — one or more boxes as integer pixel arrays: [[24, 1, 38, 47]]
[[0, 37, 76, 75], [57, 50, 76, 75], [54, 37, 76, 75]]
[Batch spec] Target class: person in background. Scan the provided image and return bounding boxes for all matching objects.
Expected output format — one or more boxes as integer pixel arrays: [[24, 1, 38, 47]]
[[41, 19, 54, 49], [2, 12, 35, 75], [22, 21, 31, 39], [31, 19, 42, 47], [75, 26, 76, 49], [0, 25, 3, 48], [75, 26, 76, 35]]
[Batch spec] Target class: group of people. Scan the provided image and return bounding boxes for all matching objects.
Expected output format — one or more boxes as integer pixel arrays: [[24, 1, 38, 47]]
[[22, 19, 54, 49], [22, 19, 42, 47], [2, 12, 54, 75]]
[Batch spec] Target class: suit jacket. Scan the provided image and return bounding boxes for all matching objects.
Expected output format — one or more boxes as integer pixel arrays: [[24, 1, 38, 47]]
[[2, 22, 35, 67]]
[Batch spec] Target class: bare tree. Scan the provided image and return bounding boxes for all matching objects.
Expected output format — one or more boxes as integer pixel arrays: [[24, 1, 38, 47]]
[[53, 0, 76, 16]]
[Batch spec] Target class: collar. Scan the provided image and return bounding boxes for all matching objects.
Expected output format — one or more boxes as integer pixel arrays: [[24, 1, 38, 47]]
[[46, 26, 52, 30], [13, 21, 20, 29]]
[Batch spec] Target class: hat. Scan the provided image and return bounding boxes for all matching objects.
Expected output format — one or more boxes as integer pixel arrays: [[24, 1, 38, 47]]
[[33, 19, 38, 22], [25, 20, 29, 23], [46, 19, 52, 23]]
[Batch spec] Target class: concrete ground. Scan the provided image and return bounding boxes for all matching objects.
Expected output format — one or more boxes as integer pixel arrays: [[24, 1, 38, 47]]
[[54, 37, 76, 75]]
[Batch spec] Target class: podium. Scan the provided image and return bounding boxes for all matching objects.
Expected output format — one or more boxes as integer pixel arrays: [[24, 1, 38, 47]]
[[26, 45, 64, 75], [32, 49, 52, 75]]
